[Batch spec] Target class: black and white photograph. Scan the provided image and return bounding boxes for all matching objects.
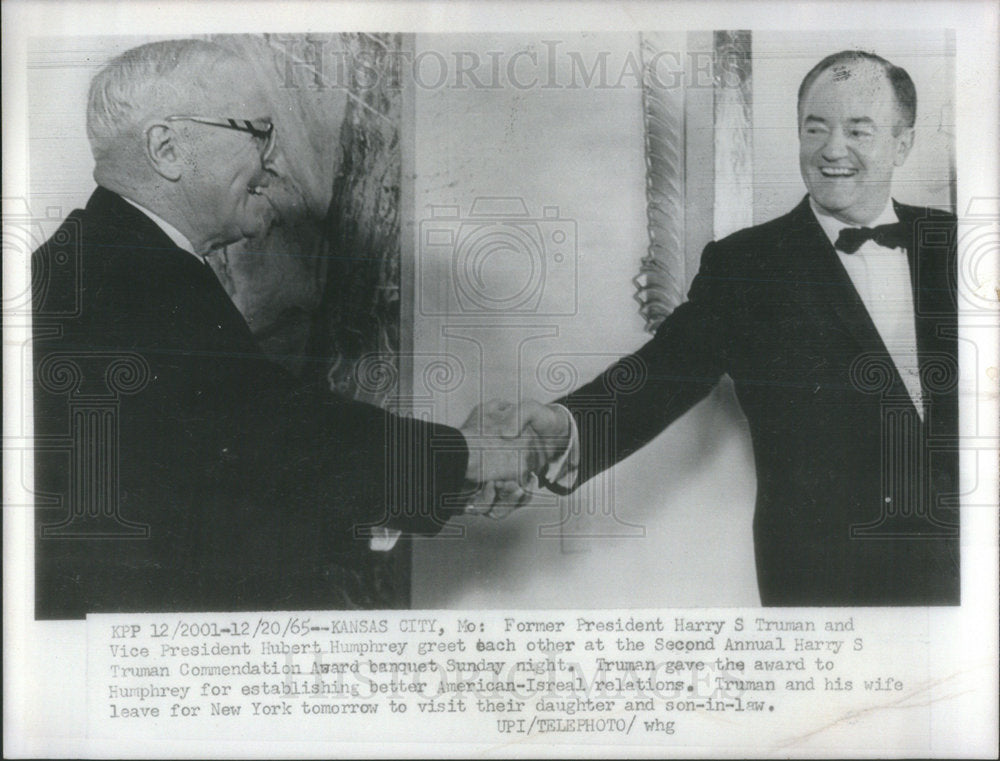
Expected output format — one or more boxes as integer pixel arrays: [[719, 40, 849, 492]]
[[4, 1, 997, 757]]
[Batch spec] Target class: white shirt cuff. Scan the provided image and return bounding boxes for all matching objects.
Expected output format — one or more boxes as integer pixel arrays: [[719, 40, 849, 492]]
[[369, 527, 401, 552], [544, 404, 580, 489]]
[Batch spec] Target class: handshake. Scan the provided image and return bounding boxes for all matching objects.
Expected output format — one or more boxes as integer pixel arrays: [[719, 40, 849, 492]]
[[458, 399, 574, 519]]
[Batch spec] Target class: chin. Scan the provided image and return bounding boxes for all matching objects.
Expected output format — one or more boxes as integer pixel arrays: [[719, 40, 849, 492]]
[[810, 186, 857, 212], [811, 196, 849, 216], [241, 219, 273, 242], [241, 199, 278, 240]]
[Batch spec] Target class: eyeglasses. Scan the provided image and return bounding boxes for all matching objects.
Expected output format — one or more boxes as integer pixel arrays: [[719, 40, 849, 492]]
[[165, 116, 276, 163]]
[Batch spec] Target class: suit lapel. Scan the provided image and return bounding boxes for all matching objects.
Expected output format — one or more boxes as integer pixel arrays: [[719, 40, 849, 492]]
[[894, 201, 958, 421], [781, 197, 893, 359], [779, 196, 957, 419], [894, 201, 957, 346]]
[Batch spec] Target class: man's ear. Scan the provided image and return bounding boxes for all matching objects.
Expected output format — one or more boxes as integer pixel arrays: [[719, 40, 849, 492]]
[[893, 126, 915, 167], [144, 122, 182, 181]]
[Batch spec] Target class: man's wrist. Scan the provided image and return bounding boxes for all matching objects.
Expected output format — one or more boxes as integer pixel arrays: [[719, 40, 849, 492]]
[[550, 404, 574, 458], [540, 404, 579, 488]]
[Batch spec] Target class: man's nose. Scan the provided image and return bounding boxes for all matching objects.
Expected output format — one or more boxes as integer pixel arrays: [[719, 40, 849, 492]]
[[820, 128, 850, 160]]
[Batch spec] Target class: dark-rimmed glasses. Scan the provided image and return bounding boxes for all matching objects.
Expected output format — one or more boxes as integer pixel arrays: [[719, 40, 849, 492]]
[[166, 116, 275, 163]]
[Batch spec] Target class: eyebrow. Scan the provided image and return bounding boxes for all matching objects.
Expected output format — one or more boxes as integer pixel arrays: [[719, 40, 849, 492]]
[[803, 115, 877, 125]]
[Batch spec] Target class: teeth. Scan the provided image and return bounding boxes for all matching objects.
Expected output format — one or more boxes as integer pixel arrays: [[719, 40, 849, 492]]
[[820, 168, 856, 176]]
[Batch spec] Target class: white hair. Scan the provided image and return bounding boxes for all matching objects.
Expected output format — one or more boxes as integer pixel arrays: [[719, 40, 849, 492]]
[[86, 39, 234, 162]]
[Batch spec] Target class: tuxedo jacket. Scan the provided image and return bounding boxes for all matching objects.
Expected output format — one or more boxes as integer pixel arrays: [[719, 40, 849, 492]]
[[557, 197, 959, 606], [32, 187, 468, 618]]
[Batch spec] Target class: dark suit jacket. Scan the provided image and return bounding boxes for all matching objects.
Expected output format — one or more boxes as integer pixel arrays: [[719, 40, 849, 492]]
[[32, 187, 469, 618], [557, 197, 959, 606]]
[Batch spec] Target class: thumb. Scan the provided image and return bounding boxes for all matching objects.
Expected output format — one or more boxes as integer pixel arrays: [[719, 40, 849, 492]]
[[496, 401, 550, 440], [520, 400, 560, 435], [492, 400, 524, 439]]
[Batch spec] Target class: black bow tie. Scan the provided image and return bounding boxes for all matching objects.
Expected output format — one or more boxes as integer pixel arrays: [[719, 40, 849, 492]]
[[834, 222, 908, 254]]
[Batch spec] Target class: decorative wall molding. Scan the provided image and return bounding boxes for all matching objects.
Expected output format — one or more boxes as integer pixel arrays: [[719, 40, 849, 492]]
[[712, 30, 754, 240], [634, 30, 753, 331], [634, 32, 687, 333]]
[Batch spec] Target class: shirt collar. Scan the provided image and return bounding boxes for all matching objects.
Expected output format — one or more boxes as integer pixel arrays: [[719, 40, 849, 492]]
[[809, 197, 900, 249], [120, 196, 204, 262]]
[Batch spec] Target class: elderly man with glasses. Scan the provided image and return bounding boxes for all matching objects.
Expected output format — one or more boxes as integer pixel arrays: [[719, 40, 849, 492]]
[[31, 39, 531, 618]]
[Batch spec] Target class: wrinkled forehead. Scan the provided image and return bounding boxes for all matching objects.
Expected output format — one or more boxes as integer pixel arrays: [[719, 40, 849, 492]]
[[179, 55, 270, 117]]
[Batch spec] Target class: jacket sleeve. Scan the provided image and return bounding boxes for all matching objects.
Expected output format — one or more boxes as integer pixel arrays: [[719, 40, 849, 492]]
[[555, 239, 743, 488], [234, 375, 471, 543]]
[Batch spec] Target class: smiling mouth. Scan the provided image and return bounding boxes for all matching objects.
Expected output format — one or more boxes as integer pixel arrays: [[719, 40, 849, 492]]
[[819, 167, 858, 178]]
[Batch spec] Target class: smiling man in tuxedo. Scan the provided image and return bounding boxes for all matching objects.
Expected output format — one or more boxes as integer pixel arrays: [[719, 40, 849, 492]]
[[506, 50, 959, 606], [31, 39, 535, 618]]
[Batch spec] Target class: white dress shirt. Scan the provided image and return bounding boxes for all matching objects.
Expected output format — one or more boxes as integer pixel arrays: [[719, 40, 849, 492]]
[[810, 198, 924, 417]]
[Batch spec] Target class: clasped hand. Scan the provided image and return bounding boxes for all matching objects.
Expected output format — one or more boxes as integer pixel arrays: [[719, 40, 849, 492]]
[[459, 399, 570, 519]]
